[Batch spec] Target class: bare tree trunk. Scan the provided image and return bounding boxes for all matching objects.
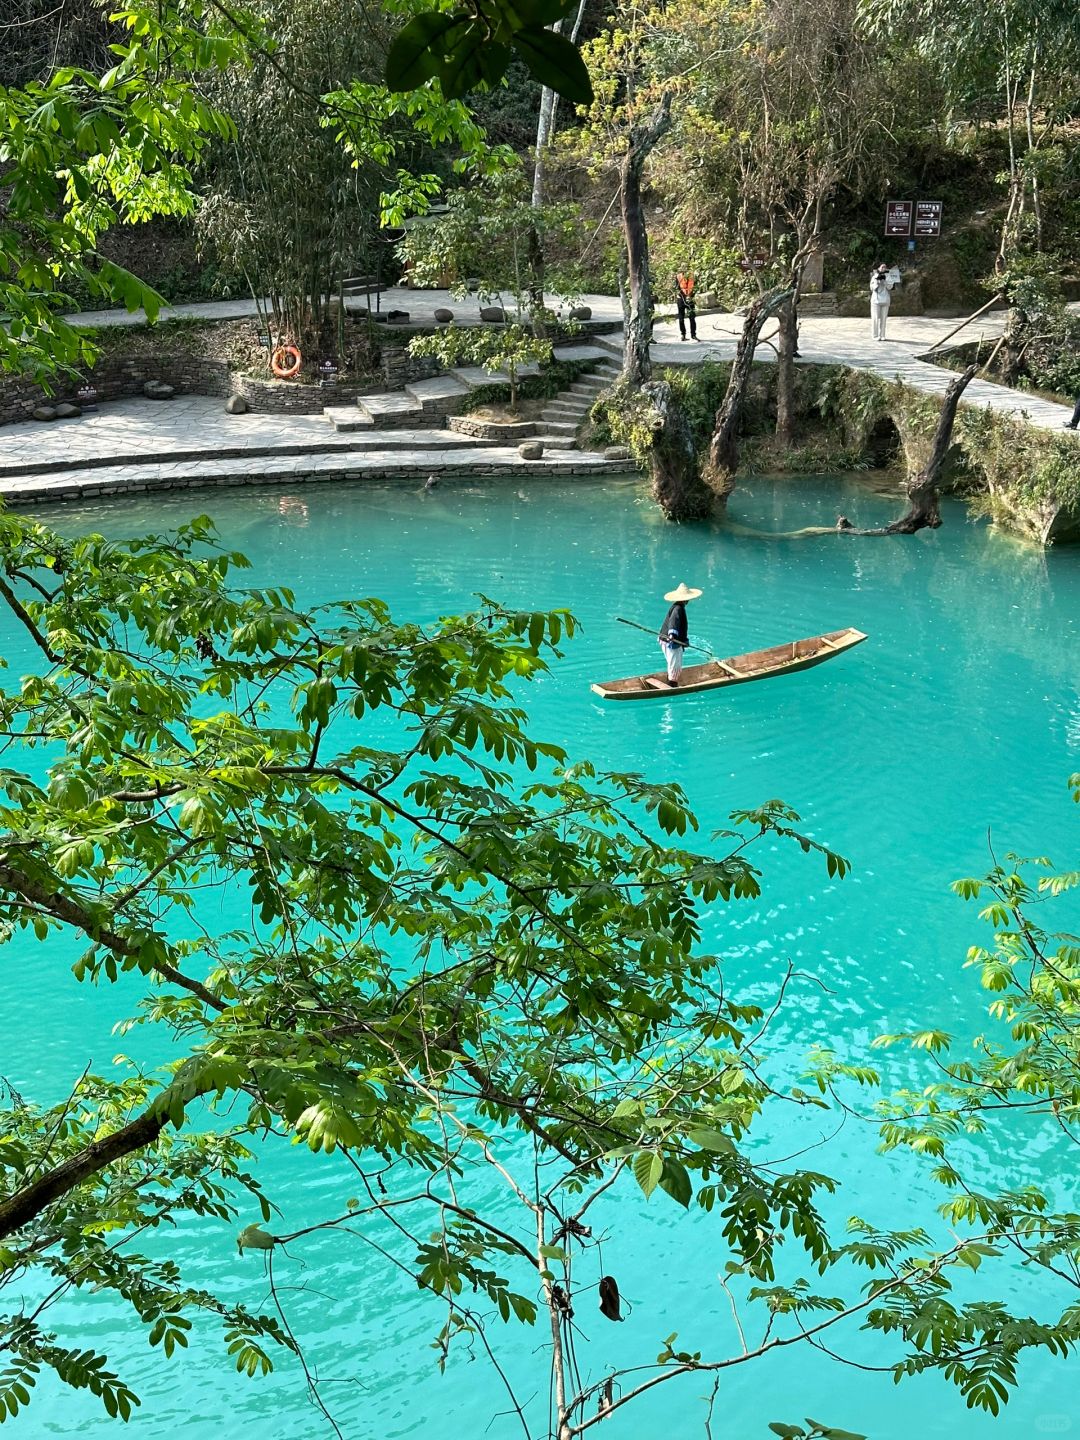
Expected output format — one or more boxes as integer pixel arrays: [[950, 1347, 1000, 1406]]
[[620, 93, 673, 387], [703, 290, 789, 503], [641, 379, 714, 522], [837, 366, 977, 537], [775, 294, 799, 448], [529, 0, 587, 319]]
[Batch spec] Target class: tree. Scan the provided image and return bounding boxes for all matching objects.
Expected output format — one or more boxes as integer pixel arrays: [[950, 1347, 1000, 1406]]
[[854, 774, 1080, 1413], [384, 0, 594, 106], [576, 4, 676, 385], [196, 0, 511, 357], [860, 0, 1080, 265], [2, 512, 1059, 1433], [0, 0, 243, 382], [394, 165, 585, 330], [409, 321, 553, 408]]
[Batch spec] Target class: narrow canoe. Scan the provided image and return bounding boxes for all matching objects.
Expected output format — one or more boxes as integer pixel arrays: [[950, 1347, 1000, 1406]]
[[590, 627, 867, 701]]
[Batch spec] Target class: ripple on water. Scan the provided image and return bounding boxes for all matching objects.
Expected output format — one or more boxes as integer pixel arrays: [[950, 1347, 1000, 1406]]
[[3, 474, 1079, 1439]]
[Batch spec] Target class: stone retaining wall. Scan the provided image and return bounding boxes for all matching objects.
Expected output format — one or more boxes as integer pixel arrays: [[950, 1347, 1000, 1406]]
[[448, 416, 537, 441], [0, 352, 410, 425], [1, 460, 632, 508], [381, 348, 442, 388]]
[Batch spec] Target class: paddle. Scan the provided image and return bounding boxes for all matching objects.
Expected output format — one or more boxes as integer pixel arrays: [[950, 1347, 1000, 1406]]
[[615, 615, 717, 658]]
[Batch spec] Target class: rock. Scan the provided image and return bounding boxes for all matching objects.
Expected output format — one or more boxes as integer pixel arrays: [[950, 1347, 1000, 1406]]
[[518, 441, 544, 460], [603, 445, 632, 461], [385, 309, 410, 324], [55, 402, 82, 418], [32, 405, 57, 421], [143, 380, 175, 400], [433, 307, 454, 324], [480, 306, 508, 323], [568, 305, 592, 322], [225, 395, 249, 415]]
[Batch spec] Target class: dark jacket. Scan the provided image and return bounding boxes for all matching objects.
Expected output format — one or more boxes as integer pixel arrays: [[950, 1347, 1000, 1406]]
[[659, 602, 688, 646]]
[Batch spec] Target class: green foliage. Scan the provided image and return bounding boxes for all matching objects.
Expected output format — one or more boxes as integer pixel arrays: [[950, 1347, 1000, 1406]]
[[385, 0, 592, 104], [396, 164, 587, 313], [0, 0, 242, 381], [0, 510, 872, 1428], [410, 321, 553, 407], [459, 358, 593, 411]]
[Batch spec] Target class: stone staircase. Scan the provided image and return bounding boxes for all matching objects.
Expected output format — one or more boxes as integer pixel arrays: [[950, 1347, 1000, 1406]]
[[323, 346, 622, 452], [534, 358, 620, 449]]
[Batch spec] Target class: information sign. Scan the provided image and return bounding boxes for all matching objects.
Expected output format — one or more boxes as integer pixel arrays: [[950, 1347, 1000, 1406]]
[[885, 200, 913, 236], [914, 200, 943, 237]]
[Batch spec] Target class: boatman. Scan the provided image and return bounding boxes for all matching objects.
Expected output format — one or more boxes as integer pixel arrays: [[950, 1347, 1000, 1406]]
[[658, 582, 702, 686]]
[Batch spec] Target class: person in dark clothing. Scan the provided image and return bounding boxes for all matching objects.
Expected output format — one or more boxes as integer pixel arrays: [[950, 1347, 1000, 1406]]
[[657, 582, 702, 685], [675, 272, 698, 341], [1064, 394, 1080, 429]]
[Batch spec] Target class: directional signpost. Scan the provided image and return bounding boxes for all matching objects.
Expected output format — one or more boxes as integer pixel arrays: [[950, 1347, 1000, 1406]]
[[914, 200, 944, 237], [885, 200, 913, 236]]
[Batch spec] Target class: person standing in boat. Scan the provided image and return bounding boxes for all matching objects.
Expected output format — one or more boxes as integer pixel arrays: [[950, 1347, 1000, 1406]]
[[658, 582, 701, 686]]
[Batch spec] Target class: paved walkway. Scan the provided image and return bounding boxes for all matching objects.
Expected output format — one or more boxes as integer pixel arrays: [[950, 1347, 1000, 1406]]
[[4, 294, 1072, 508], [65, 288, 626, 330], [640, 307, 1077, 433]]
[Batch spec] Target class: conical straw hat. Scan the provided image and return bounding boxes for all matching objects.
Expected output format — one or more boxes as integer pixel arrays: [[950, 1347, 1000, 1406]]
[[663, 582, 702, 602]]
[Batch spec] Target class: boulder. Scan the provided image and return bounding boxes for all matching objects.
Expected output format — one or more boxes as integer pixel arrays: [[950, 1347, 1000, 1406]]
[[433, 307, 454, 324], [143, 380, 175, 400], [385, 309, 410, 324], [568, 305, 592, 322], [480, 306, 508, 323], [603, 445, 632, 461], [518, 441, 544, 460], [225, 394, 249, 415], [55, 402, 82, 419], [32, 405, 57, 421]]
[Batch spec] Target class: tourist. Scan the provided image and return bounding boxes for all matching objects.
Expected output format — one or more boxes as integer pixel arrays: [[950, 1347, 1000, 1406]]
[[1064, 395, 1080, 430], [675, 272, 698, 342], [870, 263, 897, 341], [658, 582, 701, 686]]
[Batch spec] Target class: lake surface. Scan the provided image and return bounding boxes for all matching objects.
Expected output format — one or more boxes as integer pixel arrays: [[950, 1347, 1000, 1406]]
[[3, 473, 1079, 1439]]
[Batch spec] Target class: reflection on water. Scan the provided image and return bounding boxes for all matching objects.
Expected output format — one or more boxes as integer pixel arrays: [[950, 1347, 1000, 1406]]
[[2, 473, 1079, 1439]]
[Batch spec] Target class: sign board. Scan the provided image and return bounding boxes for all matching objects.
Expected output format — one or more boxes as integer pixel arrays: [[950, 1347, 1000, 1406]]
[[885, 200, 913, 236], [914, 200, 943, 237], [738, 253, 767, 272]]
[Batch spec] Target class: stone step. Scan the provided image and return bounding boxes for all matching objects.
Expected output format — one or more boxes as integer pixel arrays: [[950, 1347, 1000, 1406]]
[[569, 380, 607, 395], [537, 420, 579, 436], [551, 344, 613, 364], [449, 363, 542, 390], [404, 375, 471, 413], [545, 396, 591, 411], [535, 435, 578, 450], [356, 393, 445, 430]]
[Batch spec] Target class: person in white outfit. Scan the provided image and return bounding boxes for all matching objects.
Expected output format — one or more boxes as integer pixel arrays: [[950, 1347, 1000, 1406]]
[[870, 263, 897, 340]]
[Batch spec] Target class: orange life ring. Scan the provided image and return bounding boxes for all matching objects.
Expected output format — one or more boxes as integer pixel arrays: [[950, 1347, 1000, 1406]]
[[271, 344, 302, 380]]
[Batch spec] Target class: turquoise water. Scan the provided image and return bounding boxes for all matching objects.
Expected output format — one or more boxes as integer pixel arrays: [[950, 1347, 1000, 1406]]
[[2, 473, 1079, 1438]]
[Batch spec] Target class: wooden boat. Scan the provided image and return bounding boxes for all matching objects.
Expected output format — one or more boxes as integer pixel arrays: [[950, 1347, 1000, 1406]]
[[590, 627, 867, 701]]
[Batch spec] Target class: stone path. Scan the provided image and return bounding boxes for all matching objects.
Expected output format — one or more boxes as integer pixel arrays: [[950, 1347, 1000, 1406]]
[[640, 306, 1078, 434], [7, 295, 1074, 509], [64, 288, 626, 331]]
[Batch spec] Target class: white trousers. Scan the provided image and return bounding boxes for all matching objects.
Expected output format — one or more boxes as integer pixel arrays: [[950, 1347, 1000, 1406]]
[[660, 641, 684, 682], [871, 303, 889, 340]]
